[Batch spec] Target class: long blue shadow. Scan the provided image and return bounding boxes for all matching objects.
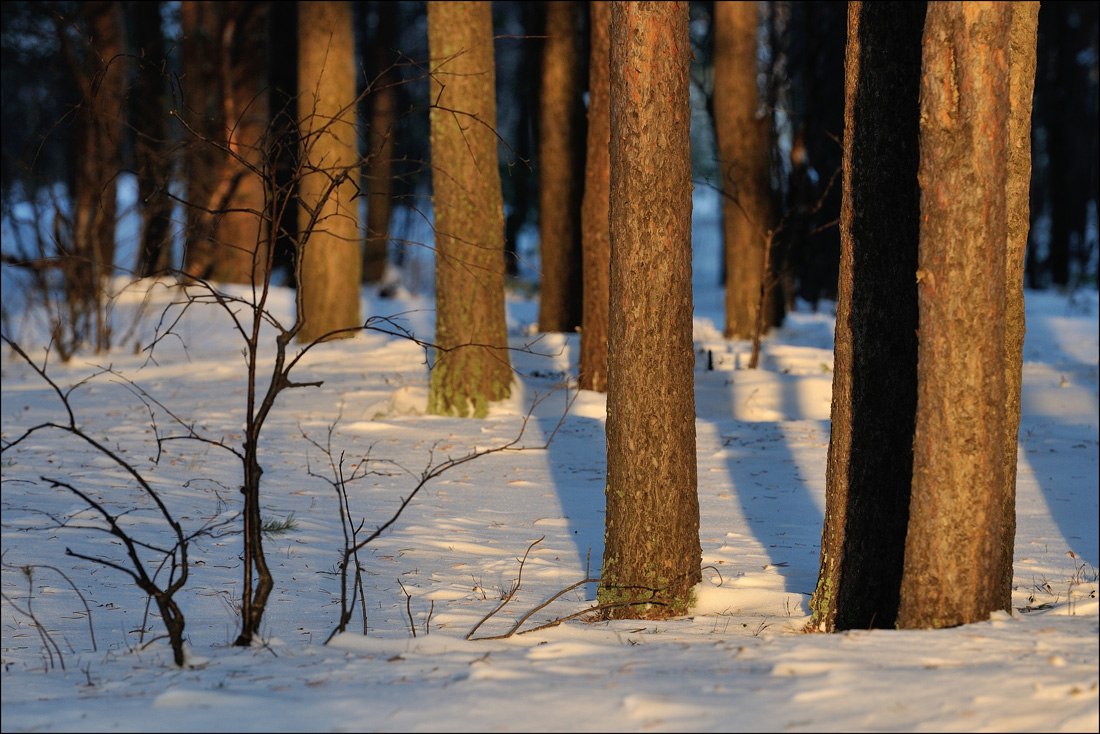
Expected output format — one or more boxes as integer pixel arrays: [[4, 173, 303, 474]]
[[696, 357, 826, 600]]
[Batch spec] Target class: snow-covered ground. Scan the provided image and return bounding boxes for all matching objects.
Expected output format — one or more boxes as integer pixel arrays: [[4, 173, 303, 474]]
[[1, 190, 1097, 731]]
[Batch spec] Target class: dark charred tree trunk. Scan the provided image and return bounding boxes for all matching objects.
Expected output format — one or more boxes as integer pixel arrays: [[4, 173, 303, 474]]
[[427, 0, 513, 418], [599, 0, 700, 620], [808, 1, 925, 633]]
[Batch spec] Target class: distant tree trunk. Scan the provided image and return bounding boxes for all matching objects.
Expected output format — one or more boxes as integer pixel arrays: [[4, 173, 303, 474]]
[[537, 0, 586, 332], [599, 0, 700, 620], [713, 1, 777, 339], [578, 0, 611, 393], [62, 0, 126, 353], [897, 2, 1034, 629], [502, 1, 543, 279], [427, 1, 512, 418], [1045, 2, 1094, 287], [129, 0, 175, 277], [808, 1, 925, 633], [180, 2, 271, 285], [296, 0, 362, 343], [800, 0, 846, 307], [362, 0, 397, 285]]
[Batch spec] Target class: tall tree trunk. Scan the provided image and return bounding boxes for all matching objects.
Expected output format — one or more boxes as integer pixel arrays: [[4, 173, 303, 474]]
[[1000, 0, 1039, 615], [503, 1, 543, 279], [362, 0, 398, 285], [536, 0, 586, 332], [427, 0, 512, 418], [599, 0, 700, 620], [63, 1, 126, 353], [296, 0, 362, 343], [808, 1, 925, 632], [897, 2, 1033, 629], [578, 1, 611, 393], [180, 2, 271, 286], [714, 1, 776, 339], [129, 0, 175, 277]]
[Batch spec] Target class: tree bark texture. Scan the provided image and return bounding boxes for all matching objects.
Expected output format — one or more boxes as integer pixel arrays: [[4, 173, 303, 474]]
[[537, 0, 586, 332], [579, 1, 611, 393], [296, 0, 363, 343], [808, 1, 925, 632], [362, 0, 398, 285], [897, 2, 1026, 629], [714, 1, 776, 339], [181, 1, 271, 286], [427, 1, 512, 418], [599, 0, 700, 620], [999, 1, 1039, 604]]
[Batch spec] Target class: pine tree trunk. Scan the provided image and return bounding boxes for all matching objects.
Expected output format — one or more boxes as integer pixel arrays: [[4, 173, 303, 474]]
[[599, 0, 700, 620], [296, 0, 362, 343], [579, 1, 611, 393], [362, 0, 397, 285], [67, 1, 126, 353], [180, 2, 271, 286], [999, 1, 1039, 604], [536, 0, 586, 332], [898, 2, 1022, 629], [714, 1, 775, 340], [130, 0, 175, 277], [427, 1, 512, 418], [808, 1, 925, 632]]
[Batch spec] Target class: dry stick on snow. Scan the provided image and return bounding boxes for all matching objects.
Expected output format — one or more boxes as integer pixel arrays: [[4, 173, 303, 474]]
[[0, 557, 99, 658], [317, 388, 577, 644], [465, 538, 678, 641], [0, 335, 235, 667]]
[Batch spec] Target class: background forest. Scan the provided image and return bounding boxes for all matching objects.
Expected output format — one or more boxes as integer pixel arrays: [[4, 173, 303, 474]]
[[1, 2, 1098, 733]]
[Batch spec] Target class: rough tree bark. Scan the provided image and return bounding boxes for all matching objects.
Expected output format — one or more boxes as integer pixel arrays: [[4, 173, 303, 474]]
[[897, 2, 1036, 629], [598, 0, 700, 620], [427, 0, 512, 418]]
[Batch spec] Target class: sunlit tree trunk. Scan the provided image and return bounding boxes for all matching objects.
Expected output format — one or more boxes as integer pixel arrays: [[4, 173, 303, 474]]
[[599, 0, 700, 620], [296, 0, 362, 342], [713, 1, 776, 339], [579, 1, 611, 393], [427, 0, 512, 418], [898, 2, 1036, 629], [808, 1, 925, 632], [180, 2, 271, 286], [537, 0, 586, 332], [999, 1, 1040, 601]]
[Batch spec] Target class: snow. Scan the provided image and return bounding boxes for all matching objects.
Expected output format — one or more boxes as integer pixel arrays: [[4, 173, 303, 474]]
[[2, 202, 1098, 731]]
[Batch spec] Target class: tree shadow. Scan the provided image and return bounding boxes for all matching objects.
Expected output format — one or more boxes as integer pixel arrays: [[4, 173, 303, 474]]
[[695, 347, 827, 605]]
